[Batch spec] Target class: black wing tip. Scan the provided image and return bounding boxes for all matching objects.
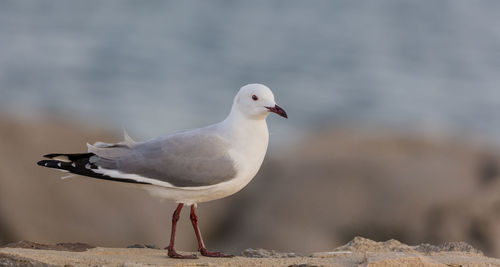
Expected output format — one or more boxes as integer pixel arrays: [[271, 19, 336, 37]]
[[37, 159, 65, 168], [37, 158, 152, 186]]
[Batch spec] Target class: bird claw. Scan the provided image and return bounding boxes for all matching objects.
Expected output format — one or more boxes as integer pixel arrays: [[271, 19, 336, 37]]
[[167, 248, 198, 259], [200, 248, 234, 258]]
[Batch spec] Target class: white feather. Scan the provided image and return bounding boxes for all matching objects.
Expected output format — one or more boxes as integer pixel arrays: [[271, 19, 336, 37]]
[[52, 156, 71, 162], [61, 174, 75, 179], [92, 167, 176, 188], [123, 129, 136, 147]]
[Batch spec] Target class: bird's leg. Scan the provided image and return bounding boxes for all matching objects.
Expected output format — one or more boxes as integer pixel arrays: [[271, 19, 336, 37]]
[[166, 203, 197, 259], [190, 204, 234, 258]]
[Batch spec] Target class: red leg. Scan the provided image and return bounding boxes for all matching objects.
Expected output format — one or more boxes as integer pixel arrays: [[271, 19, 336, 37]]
[[190, 205, 234, 258], [166, 203, 197, 259]]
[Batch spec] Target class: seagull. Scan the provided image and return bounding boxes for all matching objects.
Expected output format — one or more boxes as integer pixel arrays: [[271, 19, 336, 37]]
[[37, 84, 287, 259]]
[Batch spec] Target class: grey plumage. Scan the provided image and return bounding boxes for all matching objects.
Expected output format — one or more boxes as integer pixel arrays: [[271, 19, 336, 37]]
[[88, 127, 237, 187]]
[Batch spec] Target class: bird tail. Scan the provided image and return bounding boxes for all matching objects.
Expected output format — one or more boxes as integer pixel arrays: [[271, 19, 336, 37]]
[[37, 153, 96, 176], [37, 153, 150, 185]]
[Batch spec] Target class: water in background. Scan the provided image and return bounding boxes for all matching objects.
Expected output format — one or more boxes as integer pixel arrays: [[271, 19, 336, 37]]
[[1, 1, 500, 145]]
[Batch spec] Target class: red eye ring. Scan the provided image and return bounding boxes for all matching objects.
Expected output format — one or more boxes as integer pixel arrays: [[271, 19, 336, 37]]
[[252, 95, 258, 101]]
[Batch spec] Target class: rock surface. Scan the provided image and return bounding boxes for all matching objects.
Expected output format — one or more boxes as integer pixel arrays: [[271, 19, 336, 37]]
[[3, 241, 95, 252], [0, 253, 57, 267], [241, 248, 298, 258], [0, 237, 498, 267]]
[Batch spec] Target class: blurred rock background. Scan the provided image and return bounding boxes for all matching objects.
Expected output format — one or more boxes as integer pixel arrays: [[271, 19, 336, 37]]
[[1, 0, 500, 258], [2, 117, 500, 256]]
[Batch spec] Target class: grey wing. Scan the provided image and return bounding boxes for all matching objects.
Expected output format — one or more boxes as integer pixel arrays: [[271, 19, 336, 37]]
[[89, 129, 238, 187]]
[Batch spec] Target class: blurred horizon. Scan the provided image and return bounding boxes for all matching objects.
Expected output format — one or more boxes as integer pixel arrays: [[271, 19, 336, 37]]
[[1, 0, 500, 146]]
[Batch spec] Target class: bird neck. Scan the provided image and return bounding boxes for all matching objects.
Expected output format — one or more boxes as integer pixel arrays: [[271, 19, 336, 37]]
[[219, 108, 269, 145], [219, 106, 270, 179]]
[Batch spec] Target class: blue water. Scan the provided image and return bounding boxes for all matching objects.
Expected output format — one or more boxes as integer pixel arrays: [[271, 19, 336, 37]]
[[1, 1, 500, 144]]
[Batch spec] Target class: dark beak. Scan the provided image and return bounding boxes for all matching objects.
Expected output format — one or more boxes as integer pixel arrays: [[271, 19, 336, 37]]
[[266, 104, 288, 118]]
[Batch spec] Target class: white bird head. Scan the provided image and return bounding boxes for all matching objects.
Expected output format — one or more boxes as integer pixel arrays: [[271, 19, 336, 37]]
[[232, 84, 288, 120]]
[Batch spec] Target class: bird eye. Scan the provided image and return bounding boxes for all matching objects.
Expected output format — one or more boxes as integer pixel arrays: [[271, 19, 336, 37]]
[[252, 95, 258, 101]]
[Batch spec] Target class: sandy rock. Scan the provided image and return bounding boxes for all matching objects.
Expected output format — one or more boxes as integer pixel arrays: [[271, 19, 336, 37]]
[[241, 248, 298, 258], [3, 241, 94, 252], [126, 244, 159, 249], [0, 253, 57, 267], [334, 236, 413, 253], [333, 236, 484, 257], [362, 253, 446, 267], [0, 238, 498, 267], [416, 242, 483, 255], [311, 251, 353, 258]]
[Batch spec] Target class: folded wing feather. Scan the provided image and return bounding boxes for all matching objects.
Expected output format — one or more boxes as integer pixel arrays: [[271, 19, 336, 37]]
[[87, 128, 238, 187]]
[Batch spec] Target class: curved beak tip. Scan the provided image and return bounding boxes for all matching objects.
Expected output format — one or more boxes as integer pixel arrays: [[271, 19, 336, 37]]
[[266, 104, 288, 119]]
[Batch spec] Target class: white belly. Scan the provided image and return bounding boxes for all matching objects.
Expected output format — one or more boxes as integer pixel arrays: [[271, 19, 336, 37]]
[[142, 164, 262, 205]]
